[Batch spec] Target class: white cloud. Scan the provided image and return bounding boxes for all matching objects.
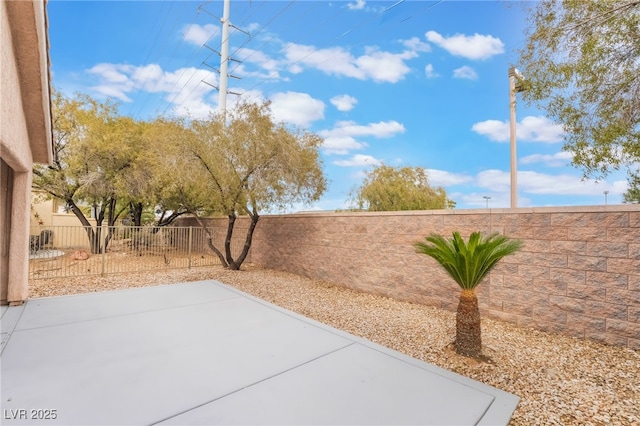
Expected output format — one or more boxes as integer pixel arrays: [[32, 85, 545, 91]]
[[183, 23, 219, 46], [402, 37, 431, 53], [475, 169, 514, 192], [471, 120, 510, 142], [426, 169, 474, 187], [355, 48, 416, 83], [288, 63, 304, 74], [245, 22, 261, 34], [347, 0, 366, 10], [228, 89, 265, 107], [330, 94, 358, 112], [269, 91, 325, 127], [475, 169, 628, 196], [519, 116, 565, 143], [611, 179, 630, 194], [166, 69, 218, 101], [520, 151, 573, 167], [471, 116, 565, 143], [319, 120, 405, 155], [284, 43, 361, 77], [283, 43, 415, 83], [90, 84, 132, 102], [165, 69, 220, 118], [333, 154, 382, 167], [424, 64, 438, 78], [321, 136, 368, 155], [234, 47, 284, 80], [322, 120, 406, 138], [172, 98, 216, 119], [425, 30, 504, 60], [453, 65, 478, 80], [89, 63, 132, 84], [130, 64, 164, 89], [88, 64, 134, 101], [471, 120, 508, 141], [87, 62, 219, 118], [236, 48, 279, 70]]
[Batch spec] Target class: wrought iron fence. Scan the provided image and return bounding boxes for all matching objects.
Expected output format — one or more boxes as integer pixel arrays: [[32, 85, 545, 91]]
[[28, 225, 250, 279]]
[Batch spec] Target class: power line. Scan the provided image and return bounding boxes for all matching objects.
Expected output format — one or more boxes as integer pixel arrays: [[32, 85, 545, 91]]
[[132, 1, 207, 119], [124, 0, 175, 118], [226, 1, 358, 107], [159, 2, 226, 117], [226, 1, 328, 79], [164, 0, 295, 117], [165, 0, 446, 118], [230, 0, 445, 108]]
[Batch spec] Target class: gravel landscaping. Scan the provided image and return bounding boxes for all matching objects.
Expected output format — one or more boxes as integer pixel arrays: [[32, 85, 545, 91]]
[[29, 265, 639, 425]]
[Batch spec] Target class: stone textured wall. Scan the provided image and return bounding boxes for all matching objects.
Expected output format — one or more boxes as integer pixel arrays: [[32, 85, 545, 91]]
[[243, 206, 639, 350]]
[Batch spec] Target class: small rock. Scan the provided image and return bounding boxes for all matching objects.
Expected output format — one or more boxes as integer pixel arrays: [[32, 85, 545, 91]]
[[71, 250, 89, 260]]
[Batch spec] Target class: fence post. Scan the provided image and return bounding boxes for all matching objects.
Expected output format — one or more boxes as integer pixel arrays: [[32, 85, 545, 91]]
[[101, 226, 106, 276], [188, 226, 193, 269]]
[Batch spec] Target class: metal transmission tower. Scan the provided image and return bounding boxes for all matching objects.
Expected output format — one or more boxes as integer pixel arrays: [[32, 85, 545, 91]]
[[200, 0, 249, 116]]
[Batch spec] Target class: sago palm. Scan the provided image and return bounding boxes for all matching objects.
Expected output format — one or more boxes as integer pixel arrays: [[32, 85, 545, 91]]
[[415, 231, 523, 357]]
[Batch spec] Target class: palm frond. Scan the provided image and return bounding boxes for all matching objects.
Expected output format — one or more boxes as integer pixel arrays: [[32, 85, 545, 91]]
[[415, 231, 523, 290]]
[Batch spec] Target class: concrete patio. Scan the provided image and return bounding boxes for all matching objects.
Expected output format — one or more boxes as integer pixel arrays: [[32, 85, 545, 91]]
[[1, 280, 518, 425]]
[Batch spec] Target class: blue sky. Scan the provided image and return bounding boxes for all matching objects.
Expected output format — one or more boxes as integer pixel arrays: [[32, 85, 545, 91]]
[[48, 0, 630, 211]]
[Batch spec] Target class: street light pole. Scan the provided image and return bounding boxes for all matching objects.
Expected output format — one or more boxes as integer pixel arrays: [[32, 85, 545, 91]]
[[508, 67, 521, 209], [604, 190, 609, 205], [483, 196, 491, 208]]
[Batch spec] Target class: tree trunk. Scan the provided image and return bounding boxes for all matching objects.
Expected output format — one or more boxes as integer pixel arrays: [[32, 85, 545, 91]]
[[225, 214, 236, 266], [130, 202, 143, 227], [228, 213, 259, 271], [104, 197, 119, 251], [455, 289, 482, 357], [67, 199, 102, 254], [153, 209, 187, 233], [93, 203, 106, 254], [193, 216, 228, 268], [193, 214, 258, 271]]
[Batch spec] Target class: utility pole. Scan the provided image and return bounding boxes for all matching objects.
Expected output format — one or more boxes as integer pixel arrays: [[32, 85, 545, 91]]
[[219, 0, 231, 115], [200, 0, 248, 117]]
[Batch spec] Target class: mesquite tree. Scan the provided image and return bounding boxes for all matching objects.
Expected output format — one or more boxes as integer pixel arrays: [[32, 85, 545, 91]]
[[166, 101, 327, 270], [519, 0, 640, 181], [33, 91, 146, 253], [351, 164, 455, 211]]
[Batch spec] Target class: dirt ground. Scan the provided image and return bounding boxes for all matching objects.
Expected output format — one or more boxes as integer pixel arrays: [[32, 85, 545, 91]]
[[29, 248, 219, 281]]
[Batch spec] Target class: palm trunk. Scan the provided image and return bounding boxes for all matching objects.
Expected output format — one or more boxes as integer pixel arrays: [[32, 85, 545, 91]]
[[455, 289, 482, 357]]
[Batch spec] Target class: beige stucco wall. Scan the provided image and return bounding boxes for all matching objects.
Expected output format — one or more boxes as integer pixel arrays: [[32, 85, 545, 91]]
[[0, 159, 13, 303], [1, 3, 31, 172], [185, 206, 640, 349], [31, 215, 98, 249], [0, 0, 52, 304], [30, 192, 97, 247], [1, 1, 52, 167], [30, 192, 58, 229]]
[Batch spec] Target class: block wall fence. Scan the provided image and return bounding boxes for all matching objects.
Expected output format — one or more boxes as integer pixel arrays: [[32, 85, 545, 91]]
[[178, 206, 640, 349]]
